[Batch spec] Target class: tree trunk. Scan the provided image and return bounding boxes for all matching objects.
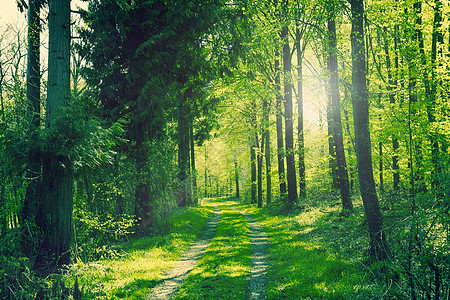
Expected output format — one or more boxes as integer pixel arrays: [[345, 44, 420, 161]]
[[296, 28, 306, 199], [204, 145, 208, 198], [262, 94, 271, 205], [264, 113, 271, 205], [251, 101, 257, 204], [177, 98, 191, 207], [327, 7, 353, 211], [234, 155, 240, 198], [282, 3, 298, 204], [428, 0, 443, 188], [382, 29, 400, 191], [251, 139, 257, 204], [35, 0, 73, 274], [257, 131, 263, 208], [350, 0, 387, 261], [134, 129, 153, 230], [343, 107, 355, 191], [189, 117, 198, 205], [23, 0, 41, 257], [327, 93, 338, 190], [275, 55, 287, 197], [410, 1, 427, 194]]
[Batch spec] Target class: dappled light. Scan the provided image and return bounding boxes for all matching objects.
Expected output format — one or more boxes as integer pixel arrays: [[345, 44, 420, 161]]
[[0, 0, 449, 298]]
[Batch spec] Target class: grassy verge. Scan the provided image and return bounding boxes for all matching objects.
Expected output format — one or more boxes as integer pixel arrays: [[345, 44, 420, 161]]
[[234, 198, 390, 299], [173, 201, 252, 300], [65, 202, 214, 300]]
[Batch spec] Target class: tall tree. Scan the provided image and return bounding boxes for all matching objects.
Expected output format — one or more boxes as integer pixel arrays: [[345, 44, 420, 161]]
[[428, 0, 443, 188], [189, 117, 198, 205], [262, 96, 271, 205], [327, 0, 352, 212], [295, 16, 307, 199], [36, 0, 73, 272], [350, 0, 387, 260], [282, 0, 298, 204], [177, 93, 191, 207], [250, 100, 257, 204], [274, 53, 287, 197], [382, 26, 400, 191], [22, 0, 41, 257]]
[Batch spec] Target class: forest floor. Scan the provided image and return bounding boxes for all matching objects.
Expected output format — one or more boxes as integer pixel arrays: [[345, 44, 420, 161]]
[[67, 196, 402, 299]]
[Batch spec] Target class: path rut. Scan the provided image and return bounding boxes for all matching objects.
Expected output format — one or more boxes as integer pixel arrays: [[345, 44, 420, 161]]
[[226, 204, 268, 300], [146, 204, 221, 300], [147, 201, 268, 299]]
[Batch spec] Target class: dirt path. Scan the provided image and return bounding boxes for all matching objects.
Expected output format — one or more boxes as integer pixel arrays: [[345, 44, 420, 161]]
[[225, 204, 268, 300], [147, 201, 268, 299], [146, 204, 222, 300]]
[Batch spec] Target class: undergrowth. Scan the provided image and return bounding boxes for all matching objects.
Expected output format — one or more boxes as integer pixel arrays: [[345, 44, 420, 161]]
[[65, 202, 213, 299], [235, 191, 448, 299]]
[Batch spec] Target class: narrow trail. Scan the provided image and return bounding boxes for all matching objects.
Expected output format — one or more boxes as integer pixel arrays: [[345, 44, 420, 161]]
[[147, 200, 268, 299], [146, 204, 222, 300], [225, 203, 268, 300]]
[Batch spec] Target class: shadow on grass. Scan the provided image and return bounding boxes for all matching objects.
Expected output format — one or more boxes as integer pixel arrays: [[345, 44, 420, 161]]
[[233, 199, 374, 299], [112, 278, 160, 299]]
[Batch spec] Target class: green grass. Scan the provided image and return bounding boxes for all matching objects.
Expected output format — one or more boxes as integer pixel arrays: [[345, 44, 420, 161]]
[[173, 201, 252, 299], [66, 202, 214, 300], [234, 199, 389, 299], [65, 196, 402, 299]]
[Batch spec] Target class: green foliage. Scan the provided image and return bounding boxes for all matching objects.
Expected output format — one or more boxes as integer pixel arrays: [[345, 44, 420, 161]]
[[65, 204, 213, 300], [73, 208, 136, 261]]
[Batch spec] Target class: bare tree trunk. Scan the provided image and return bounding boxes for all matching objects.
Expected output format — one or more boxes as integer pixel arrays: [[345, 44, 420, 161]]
[[327, 5, 352, 211], [23, 0, 41, 257], [296, 28, 306, 199], [189, 118, 198, 205], [428, 0, 443, 188], [257, 131, 263, 208], [204, 145, 208, 198], [350, 0, 387, 261], [234, 155, 240, 198], [264, 116, 271, 205], [177, 97, 191, 207], [262, 94, 271, 205], [251, 137, 257, 204], [327, 94, 338, 190], [275, 55, 286, 197], [382, 28, 400, 191], [282, 0, 297, 204]]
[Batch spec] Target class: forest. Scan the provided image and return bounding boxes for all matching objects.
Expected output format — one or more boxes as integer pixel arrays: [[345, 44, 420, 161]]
[[0, 0, 449, 298]]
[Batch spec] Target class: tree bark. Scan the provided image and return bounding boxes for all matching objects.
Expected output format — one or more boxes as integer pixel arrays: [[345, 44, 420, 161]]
[[35, 0, 73, 273], [327, 92, 338, 190], [428, 0, 443, 188], [257, 131, 263, 208], [350, 0, 387, 261], [382, 29, 400, 191], [327, 6, 353, 211], [275, 54, 287, 197], [282, 2, 298, 204], [250, 142, 257, 204], [296, 28, 306, 199], [23, 0, 41, 257], [189, 117, 198, 205], [204, 144, 208, 198], [177, 97, 191, 207], [262, 94, 271, 205], [234, 155, 240, 198], [251, 101, 257, 204]]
